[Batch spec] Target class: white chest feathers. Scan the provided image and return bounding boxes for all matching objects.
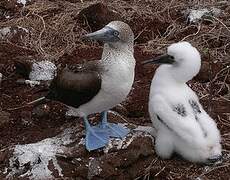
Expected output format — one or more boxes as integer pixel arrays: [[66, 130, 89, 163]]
[[102, 53, 135, 97], [77, 51, 135, 117]]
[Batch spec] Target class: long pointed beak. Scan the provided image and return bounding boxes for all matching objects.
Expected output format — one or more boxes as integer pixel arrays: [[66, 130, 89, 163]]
[[83, 26, 120, 42], [142, 54, 175, 65]]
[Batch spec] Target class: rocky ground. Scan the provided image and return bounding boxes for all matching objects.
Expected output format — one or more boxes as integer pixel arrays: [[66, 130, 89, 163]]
[[0, 0, 230, 179]]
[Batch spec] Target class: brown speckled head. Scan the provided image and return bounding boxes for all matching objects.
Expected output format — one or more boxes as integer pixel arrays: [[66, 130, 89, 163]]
[[106, 21, 134, 44]]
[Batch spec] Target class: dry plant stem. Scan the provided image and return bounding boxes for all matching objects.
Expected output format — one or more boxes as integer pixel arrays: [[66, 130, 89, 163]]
[[181, 24, 201, 41], [212, 16, 230, 34], [6, 40, 34, 51], [108, 110, 129, 123], [208, 52, 214, 115], [134, 27, 147, 41], [216, 68, 229, 94], [32, 12, 46, 55], [212, 66, 230, 83], [7, 105, 29, 111], [198, 163, 230, 178], [155, 166, 166, 177]]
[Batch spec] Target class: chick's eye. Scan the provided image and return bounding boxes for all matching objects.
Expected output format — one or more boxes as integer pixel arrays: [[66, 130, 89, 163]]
[[169, 55, 174, 59], [113, 31, 119, 36]]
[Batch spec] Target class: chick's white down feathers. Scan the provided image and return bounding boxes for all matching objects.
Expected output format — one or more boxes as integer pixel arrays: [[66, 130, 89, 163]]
[[148, 42, 222, 163]]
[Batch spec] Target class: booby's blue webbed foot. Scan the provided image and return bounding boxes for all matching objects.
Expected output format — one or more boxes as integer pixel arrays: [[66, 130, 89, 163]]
[[105, 122, 130, 138], [83, 116, 109, 151], [92, 111, 130, 139]]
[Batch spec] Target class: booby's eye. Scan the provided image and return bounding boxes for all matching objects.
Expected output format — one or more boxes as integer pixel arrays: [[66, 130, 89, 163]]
[[113, 31, 119, 37], [169, 55, 174, 60]]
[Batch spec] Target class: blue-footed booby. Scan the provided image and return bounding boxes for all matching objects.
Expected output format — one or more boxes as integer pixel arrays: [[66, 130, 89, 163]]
[[28, 21, 135, 151], [142, 42, 222, 164]]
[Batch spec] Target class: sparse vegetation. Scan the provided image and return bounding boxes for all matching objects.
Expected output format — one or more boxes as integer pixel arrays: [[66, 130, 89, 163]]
[[0, 0, 229, 179]]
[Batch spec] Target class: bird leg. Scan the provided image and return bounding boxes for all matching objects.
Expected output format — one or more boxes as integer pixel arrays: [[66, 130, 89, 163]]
[[93, 111, 130, 139], [83, 116, 109, 151]]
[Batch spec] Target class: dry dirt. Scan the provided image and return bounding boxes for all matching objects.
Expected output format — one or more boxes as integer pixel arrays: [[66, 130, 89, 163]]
[[0, 0, 230, 179]]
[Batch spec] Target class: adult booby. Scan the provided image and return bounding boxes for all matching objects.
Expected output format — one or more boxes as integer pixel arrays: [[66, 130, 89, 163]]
[[143, 42, 222, 163], [35, 21, 135, 151]]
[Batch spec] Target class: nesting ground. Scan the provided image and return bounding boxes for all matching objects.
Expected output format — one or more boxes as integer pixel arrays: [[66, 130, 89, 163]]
[[0, 0, 230, 179]]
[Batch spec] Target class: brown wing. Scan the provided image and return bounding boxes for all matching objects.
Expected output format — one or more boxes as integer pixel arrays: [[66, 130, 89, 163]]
[[46, 62, 102, 108]]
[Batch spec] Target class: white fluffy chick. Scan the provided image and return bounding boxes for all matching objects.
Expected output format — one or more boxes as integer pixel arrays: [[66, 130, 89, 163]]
[[143, 41, 222, 164]]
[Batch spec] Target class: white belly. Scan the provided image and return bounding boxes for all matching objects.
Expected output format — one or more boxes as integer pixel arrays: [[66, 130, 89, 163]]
[[76, 57, 135, 117]]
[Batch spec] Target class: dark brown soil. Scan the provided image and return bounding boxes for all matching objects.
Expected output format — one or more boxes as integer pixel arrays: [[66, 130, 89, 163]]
[[0, 0, 230, 179]]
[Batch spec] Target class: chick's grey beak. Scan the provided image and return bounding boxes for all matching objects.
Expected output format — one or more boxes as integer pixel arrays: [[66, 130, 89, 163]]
[[83, 26, 120, 42], [142, 54, 175, 65]]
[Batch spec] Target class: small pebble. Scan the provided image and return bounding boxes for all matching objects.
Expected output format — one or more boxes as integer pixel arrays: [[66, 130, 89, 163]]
[[32, 104, 50, 117]]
